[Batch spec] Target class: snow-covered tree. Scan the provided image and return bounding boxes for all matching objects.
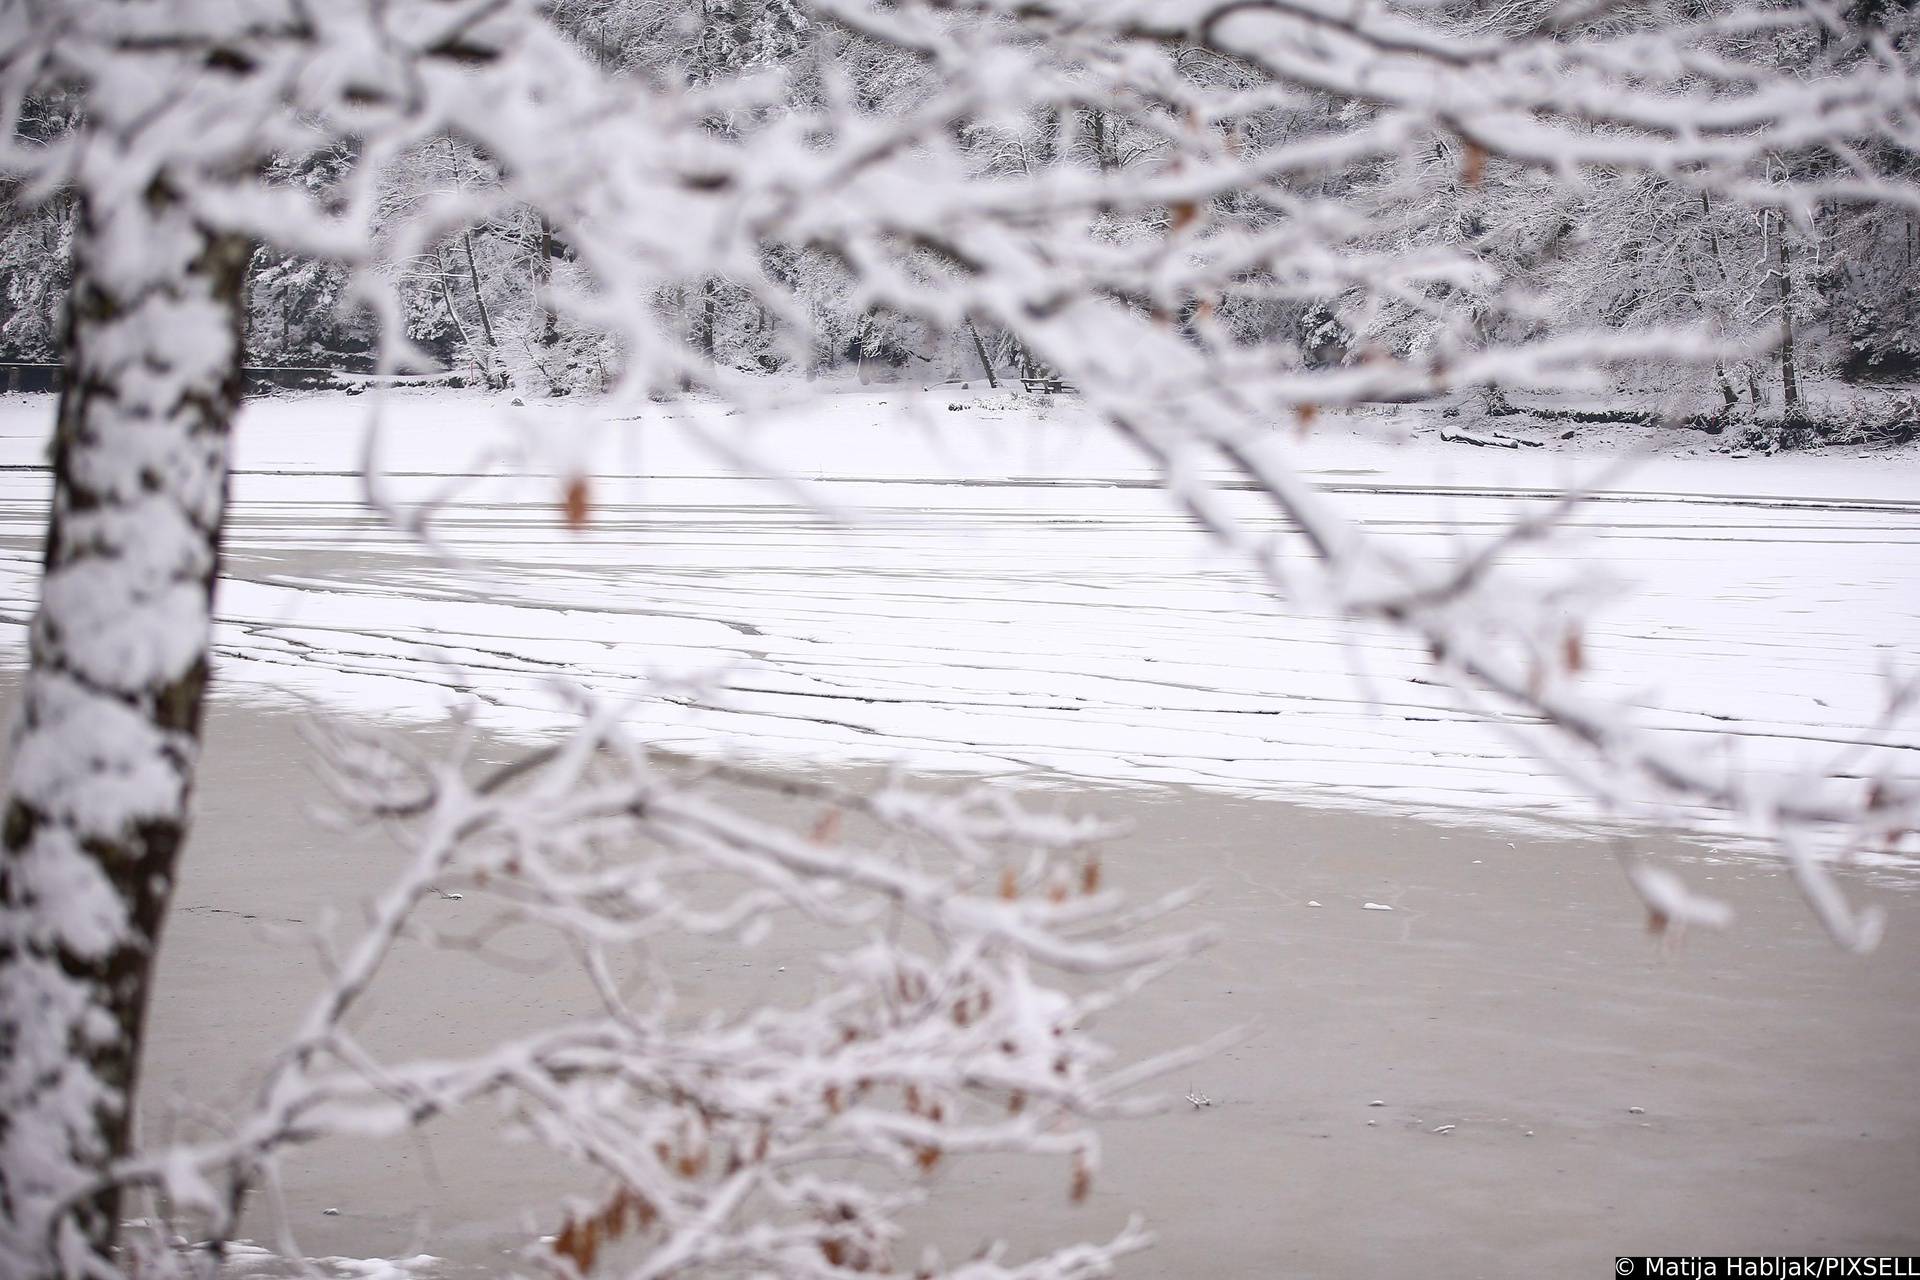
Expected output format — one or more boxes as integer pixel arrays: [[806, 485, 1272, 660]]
[[0, 89, 74, 363], [1, 2, 1917, 1277]]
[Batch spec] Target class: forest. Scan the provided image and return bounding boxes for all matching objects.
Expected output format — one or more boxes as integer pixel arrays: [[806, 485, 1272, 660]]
[[4, 0, 1916, 440]]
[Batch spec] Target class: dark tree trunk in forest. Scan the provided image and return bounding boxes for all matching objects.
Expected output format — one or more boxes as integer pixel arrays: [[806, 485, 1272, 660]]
[[437, 247, 494, 389], [1679, 234, 1740, 414], [530, 215, 563, 393], [536, 216, 560, 351], [1695, 191, 1751, 412], [965, 320, 999, 389], [0, 167, 246, 1278], [1774, 215, 1800, 415], [699, 278, 719, 361], [1091, 108, 1112, 174], [456, 233, 503, 389], [463, 231, 498, 352]]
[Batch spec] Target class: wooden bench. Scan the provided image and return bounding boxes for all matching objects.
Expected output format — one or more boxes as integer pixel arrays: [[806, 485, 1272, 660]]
[[1019, 376, 1075, 394]]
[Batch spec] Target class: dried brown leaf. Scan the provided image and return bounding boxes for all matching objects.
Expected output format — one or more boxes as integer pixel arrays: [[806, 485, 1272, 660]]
[[562, 474, 591, 531], [1461, 140, 1487, 187]]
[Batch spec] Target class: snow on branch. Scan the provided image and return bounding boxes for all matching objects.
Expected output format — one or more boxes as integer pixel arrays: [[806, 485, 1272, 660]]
[[5, 0, 1920, 1269], [102, 700, 1212, 1278]]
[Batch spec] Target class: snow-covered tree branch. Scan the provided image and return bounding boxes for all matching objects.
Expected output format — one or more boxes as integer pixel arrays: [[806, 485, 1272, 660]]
[[1, 0, 1916, 1275], [100, 706, 1208, 1278]]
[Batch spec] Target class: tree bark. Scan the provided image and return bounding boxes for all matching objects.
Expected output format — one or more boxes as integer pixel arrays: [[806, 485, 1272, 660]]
[[1678, 253, 1739, 412], [456, 235, 505, 390], [698, 277, 719, 362], [0, 166, 246, 1277], [965, 320, 999, 389], [530, 215, 562, 393], [1090, 108, 1111, 174], [463, 231, 498, 352], [1774, 214, 1800, 416], [1696, 193, 1745, 411], [436, 247, 490, 387], [535, 216, 560, 348]]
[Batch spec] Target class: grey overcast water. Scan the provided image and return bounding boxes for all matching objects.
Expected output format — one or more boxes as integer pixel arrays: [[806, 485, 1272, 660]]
[[52, 692, 1913, 1278]]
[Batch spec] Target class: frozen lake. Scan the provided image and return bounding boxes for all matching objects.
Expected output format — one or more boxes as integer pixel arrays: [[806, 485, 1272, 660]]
[[2, 387, 1918, 1275], [0, 387, 1915, 838]]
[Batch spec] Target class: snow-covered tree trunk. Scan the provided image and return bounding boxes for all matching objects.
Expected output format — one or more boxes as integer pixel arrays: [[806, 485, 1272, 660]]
[[0, 164, 246, 1277]]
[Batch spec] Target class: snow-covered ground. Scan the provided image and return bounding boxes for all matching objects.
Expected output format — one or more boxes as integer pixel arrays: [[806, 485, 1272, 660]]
[[0, 385, 1915, 836]]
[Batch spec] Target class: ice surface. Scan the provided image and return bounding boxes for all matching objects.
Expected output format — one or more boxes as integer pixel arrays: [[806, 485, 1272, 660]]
[[0, 386, 1913, 844]]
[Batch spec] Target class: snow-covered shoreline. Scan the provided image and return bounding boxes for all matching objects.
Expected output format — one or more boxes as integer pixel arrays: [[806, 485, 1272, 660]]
[[1, 386, 1915, 846]]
